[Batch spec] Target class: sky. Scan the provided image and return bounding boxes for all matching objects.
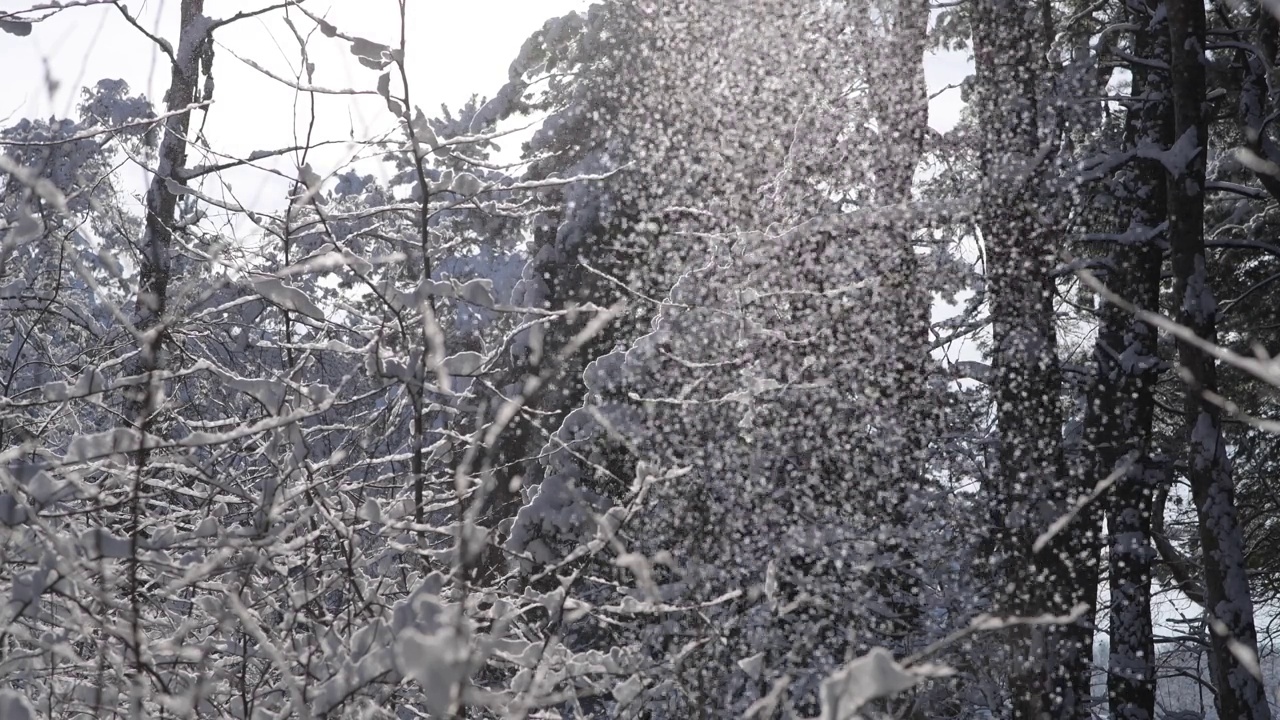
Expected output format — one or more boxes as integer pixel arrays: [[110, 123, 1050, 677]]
[[2, 0, 595, 216], [2, 0, 977, 340], [0, 0, 978, 351], [3, 0, 589, 125], [2, 0, 971, 177]]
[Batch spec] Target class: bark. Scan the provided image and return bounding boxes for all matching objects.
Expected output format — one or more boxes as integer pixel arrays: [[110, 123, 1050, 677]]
[[1167, 1, 1273, 718], [1153, 485, 1208, 606], [973, 1, 1090, 716], [862, 0, 932, 644], [1238, 3, 1280, 202], [1084, 5, 1170, 718], [128, 0, 207, 431], [123, 0, 207, 690]]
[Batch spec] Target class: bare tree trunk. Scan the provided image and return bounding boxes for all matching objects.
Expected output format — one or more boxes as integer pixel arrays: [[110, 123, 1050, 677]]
[[1090, 7, 1169, 718], [973, 1, 1092, 716], [128, 0, 206, 431], [862, 0, 931, 646], [124, 0, 207, 700], [1166, 1, 1272, 718]]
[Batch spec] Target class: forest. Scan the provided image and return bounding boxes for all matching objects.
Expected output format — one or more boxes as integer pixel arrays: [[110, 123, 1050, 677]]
[[2, 0, 1280, 717]]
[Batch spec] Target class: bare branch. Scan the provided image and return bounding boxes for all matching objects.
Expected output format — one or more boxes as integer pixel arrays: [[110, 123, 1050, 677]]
[[110, 1, 176, 67]]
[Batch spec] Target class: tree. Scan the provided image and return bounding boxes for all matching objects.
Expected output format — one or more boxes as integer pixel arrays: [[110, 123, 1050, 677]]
[[1165, 0, 1272, 717], [1082, 3, 1169, 717], [5, 0, 1280, 717], [972, 0, 1096, 715]]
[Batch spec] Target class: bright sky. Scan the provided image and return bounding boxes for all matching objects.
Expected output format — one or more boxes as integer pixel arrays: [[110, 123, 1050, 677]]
[[3, 0, 975, 329], [3, 0, 587, 120], [2, 0, 592, 215], [3, 1, 970, 168], [2, 0, 975, 304]]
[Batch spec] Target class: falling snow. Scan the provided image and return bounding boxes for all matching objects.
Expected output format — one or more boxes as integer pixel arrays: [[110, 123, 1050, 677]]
[[1, 0, 1280, 718]]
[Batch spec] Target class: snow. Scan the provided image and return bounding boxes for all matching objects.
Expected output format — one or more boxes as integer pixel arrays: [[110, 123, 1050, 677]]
[[80, 527, 131, 559], [737, 651, 766, 679], [0, 690, 35, 720], [0, 495, 29, 526], [451, 172, 485, 197], [1157, 127, 1205, 177], [2, 0, 1277, 717], [393, 626, 470, 715], [819, 647, 952, 720], [250, 277, 327, 322], [65, 428, 143, 463], [612, 674, 644, 704], [441, 351, 485, 375]]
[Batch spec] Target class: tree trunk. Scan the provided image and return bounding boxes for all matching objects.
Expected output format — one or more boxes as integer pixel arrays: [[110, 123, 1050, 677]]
[[128, 0, 206, 432], [1091, 7, 1169, 718], [973, 1, 1089, 716], [1166, 1, 1272, 718], [123, 0, 207, 697], [1238, 2, 1280, 203], [862, 0, 932, 646]]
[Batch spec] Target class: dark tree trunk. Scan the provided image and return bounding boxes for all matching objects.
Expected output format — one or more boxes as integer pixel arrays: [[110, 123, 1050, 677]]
[[127, 0, 207, 438], [862, 0, 932, 646], [1238, 2, 1280, 203], [1166, 1, 1272, 718], [973, 1, 1091, 716], [1091, 6, 1169, 718]]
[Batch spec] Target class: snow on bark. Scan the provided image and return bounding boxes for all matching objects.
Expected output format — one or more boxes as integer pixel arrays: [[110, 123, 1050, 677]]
[[974, 0, 1093, 715], [1086, 5, 1168, 716], [127, 0, 210, 452], [1167, 0, 1272, 717], [137, 0, 207, 328]]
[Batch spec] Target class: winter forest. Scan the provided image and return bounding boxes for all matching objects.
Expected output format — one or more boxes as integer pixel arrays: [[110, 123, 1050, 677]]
[[5, 0, 1280, 717]]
